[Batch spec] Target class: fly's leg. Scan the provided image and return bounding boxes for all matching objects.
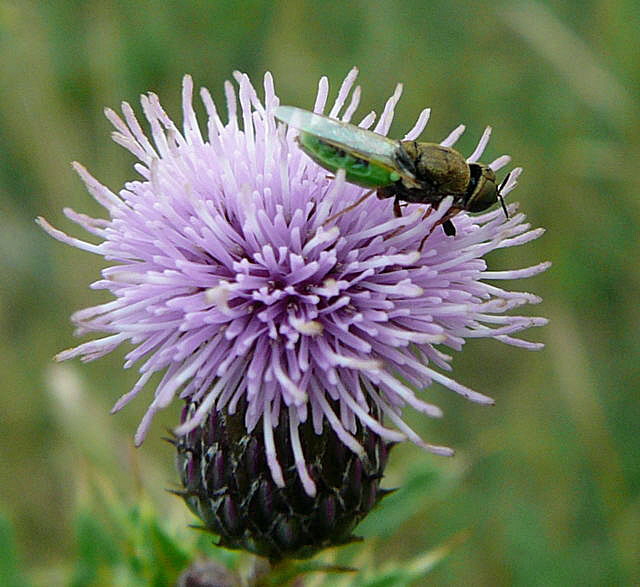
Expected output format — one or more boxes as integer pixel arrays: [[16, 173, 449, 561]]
[[382, 197, 409, 241], [393, 197, 402, 217], [324, 190, 374, 226], [419, 209, 458, 250], [442, 219, 456, 236], [418, 207, 436, 250]]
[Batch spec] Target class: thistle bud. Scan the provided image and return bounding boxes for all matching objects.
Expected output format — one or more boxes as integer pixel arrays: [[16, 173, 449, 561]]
[[176, 399, 391, 560]]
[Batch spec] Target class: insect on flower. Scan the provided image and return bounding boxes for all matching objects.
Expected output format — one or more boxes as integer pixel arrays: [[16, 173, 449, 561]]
[[275, 105, 512, 241]]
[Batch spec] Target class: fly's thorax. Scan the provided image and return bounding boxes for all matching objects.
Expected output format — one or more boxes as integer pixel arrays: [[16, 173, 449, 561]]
[[401, 141, 471, 196]]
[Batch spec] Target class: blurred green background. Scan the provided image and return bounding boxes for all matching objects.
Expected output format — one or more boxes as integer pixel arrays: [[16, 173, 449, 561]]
[[1, 0, 638, 584]]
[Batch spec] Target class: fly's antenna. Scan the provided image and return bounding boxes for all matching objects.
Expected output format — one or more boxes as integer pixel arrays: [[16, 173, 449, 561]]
[[497, 172, 511, 219]]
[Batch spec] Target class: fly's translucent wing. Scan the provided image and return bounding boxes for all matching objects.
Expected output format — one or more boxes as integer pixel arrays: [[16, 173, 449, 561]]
[[276, 106, 413, 178]]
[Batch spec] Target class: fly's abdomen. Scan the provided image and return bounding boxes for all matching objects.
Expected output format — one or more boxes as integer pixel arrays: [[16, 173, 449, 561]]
[[298, 133, 399, 189]]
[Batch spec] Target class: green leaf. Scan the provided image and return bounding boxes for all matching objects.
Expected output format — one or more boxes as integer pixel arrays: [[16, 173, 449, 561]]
[[0, 514, 30, 587], [71, 509, 120, 587]]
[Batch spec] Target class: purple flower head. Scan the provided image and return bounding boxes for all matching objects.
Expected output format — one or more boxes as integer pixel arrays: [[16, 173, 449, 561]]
[[39, 69, 549, 498]]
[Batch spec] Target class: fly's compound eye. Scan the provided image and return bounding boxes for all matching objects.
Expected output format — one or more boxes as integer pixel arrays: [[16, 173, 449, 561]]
[[466, 164, 498, 213]]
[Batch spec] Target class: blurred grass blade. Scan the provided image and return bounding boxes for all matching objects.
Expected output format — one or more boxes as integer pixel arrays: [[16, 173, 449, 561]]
[[352, 531, 467, 587], [501, 0, 636, 129]]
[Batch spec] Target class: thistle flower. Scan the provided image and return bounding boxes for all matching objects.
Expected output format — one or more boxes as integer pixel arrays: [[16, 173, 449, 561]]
[[39, 69, 548, 560]]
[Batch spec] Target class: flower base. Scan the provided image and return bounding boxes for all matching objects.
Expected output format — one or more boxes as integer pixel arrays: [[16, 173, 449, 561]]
[[175, 399, 392, 561]]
